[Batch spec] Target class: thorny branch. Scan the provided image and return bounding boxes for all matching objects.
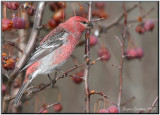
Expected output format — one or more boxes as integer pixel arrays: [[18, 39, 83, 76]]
[[2, 2, 46, 113]]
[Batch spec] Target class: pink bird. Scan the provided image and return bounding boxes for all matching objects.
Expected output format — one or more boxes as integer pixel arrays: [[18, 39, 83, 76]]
[[13, 16, 93, 105]]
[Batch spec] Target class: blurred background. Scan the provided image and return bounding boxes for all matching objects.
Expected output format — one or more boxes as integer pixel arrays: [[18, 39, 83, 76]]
[[2, 1, 158, 113]]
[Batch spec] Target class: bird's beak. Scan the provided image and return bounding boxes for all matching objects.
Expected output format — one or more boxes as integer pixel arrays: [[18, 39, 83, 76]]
[[87, 22, 94, 29]]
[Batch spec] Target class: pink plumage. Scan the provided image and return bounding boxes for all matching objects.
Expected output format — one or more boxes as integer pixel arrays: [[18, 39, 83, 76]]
[[12, 16, 93, 105]]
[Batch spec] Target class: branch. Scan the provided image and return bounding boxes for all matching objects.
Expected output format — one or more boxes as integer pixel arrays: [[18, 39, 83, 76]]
[[128, 7, 155, 24], [2, 2, 46, 113], [9, 2, 46, 81], [84, 1, 92, 113], [120, 96, 135, 106], [117, 2, 127, 112], [39, 103, 60, 113], [102, 3, 138, 31], [5, 57, 102, 102], [147, 96, 158, 113]]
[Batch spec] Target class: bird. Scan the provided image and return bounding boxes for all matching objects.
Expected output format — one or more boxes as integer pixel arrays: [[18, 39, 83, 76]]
[[12, 16, 93, 105]]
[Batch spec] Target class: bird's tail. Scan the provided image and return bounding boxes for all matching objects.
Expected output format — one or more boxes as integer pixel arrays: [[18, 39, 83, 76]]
[[12, 81, 30, 105]]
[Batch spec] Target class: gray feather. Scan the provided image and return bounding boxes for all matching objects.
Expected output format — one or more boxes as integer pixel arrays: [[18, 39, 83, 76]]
[[21, 28, 70, 72]]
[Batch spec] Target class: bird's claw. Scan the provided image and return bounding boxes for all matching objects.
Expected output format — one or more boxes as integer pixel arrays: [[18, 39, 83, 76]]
[[50, 80, 56, 88], [36, 26, 43, 30]]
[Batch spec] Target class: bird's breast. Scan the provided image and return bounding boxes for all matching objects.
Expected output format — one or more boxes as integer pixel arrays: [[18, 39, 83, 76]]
[[51, 36, 77, 66]]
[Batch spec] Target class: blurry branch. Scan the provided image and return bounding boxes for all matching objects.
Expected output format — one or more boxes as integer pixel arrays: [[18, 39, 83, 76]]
[[3, 42, 23, 54], [147, 96, 158, 113], [91, 18, 104, 22], [120, 96, 135, 106], [84, 1, 92, 113], [39, 102, 60, 113], [128, 7, 156, 23], [2, 2, 46, 113], [102, 3, 138, 31]]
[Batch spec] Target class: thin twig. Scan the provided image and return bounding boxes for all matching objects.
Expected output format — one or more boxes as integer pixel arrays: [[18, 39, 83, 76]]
[[39, 103, 60, 113], [91, 18, 104, 22], [102, 3, 138, 31], [127, 7, 156, 24], [120, 96, 135, 106], [147, 96, 158, 113]]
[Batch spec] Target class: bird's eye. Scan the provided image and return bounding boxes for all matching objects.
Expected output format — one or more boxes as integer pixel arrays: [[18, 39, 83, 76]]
[[81, 21, 87, 24]]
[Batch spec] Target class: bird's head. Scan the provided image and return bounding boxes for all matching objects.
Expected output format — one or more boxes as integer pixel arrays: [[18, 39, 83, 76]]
[[63, 16, 94, 33]]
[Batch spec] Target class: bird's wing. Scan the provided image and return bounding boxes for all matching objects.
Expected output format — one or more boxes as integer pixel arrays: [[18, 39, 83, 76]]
[[21, 27, 70, 71]]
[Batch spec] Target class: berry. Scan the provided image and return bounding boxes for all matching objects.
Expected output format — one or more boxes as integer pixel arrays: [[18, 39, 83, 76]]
[[48, 18, 59, 29], [76, 10, 88, 18], [98, 109, 109, 113], [107, 105, 119, 113], [49, 2, 59, 11], [12, 17, 25, 29], [72, 70, 84, 84], [53, 104, 62, 112], [3, 58, 15, 70], [98, 47, 110, 61], [98, 9, 108, 18], [39, 108, 48, 113], [90, 35, 98, 46], [2, 84, 6, 95], [135, 24, 146, 34], [125, 48, 144, 60], [92, 9, 108, 19], [5, 2, 19, 10], [56, 2, 66, 9], [125, 49, 137, 59], [27, 6, 35, 16], [137, 16, 142, 22], [2, 18, 13, 31], [49, 2, 66, 12], [53, 9, 64, 21], [42, 109, 48, 113], [95, 2, 106, 9], [92, 10, 99, 17], [144, 20, 155, 31], [136, 48, 144, 58]]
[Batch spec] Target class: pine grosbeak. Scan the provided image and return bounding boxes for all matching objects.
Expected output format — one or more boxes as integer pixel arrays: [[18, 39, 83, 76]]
[[12, 16, 93, 105]]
